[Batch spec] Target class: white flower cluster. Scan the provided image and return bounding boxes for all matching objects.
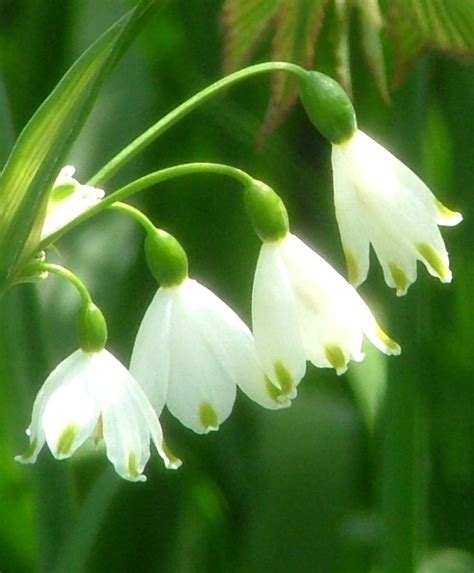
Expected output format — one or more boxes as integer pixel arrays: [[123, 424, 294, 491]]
[[17, 129, 461, 481]]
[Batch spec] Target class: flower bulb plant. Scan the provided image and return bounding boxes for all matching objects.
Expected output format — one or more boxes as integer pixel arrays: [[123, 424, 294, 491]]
[[16, 277, 180, 482], [128, 222, 289, 436], [0, 5, 462, 494], [298, 70, 462, 295], [332, 130, 462, 295], [245, 180, 401, 397]]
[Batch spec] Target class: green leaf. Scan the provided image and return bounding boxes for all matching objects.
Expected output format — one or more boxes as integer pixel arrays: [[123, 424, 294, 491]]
[[0, 0, 157, 294], [261, 0, 330, 140], [222, 0, 280, 73], [358, 0, 389, 102], [389, 0, 474, 86]]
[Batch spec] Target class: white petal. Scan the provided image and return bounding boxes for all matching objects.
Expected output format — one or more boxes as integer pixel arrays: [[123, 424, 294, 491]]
[[42, 352, 101, 459], [281, 235, 365, 373], [252, 241, 306, 398], [185, 279, 287, 411], [335, 130, 460, 290], [94, 351, 151, 482], [41, 167, 104, 240], [165, 279, 238, 434], [130, 288, 173, 416], [332, 144, 370, 286], [15, 350, 86, 463]]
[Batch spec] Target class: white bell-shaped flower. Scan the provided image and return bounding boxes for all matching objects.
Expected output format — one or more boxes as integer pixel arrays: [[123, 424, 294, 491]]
[[41, 165, 104, 241], [252, 233, 401, 391], [16, 349, 180, 482], [130, 277, 288, 435], [332, 129, 462, 295]]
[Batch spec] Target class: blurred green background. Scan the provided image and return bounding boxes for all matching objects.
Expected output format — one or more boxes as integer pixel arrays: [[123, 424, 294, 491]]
[[0, 1, 473, 572]]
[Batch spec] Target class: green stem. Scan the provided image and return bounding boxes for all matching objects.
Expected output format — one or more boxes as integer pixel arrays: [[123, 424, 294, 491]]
[[88, 62, 305, 187], [40, 162, 254, 249], [34, 263, 93, 307], [108, 201, 156, 235]]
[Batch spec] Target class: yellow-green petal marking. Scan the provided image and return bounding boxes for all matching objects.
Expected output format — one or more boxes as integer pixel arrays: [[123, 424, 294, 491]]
[[199, 402, 219, 432], [56, 425, 76, 456], [325, 344, 347, 373], [344, 251, 360, 285], [376, 326, 401, 355], [388, 261, 409, 296], [128, 451, 141, 480], [274, 360, 294, 397], [416, 243, 451, 282]]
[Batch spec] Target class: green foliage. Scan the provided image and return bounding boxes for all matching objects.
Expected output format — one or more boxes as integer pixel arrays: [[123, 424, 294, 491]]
[[0, 0, 157, 294], [389, 0, 474, 85], [0, 2, 473, 573]]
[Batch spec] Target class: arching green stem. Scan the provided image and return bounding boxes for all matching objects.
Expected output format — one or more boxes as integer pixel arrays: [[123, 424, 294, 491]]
[[32, 263, 93, 307], [40, 162, 255, 249], [88, 62, 305, 187], [108, 201, 157, 235]]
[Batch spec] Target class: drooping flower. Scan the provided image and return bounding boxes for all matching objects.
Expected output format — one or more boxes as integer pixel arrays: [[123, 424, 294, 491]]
[[16, 348, 180, 482], [41, 165, 104, 241], [130, 277, 288, 435], [332, 129, 462, 295], [252, 232, 401, 392]]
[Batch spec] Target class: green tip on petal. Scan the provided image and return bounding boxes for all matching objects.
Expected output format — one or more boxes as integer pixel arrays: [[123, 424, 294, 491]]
[[161, 439, 182, 470], [56, 425, 77, 457], [264, 375, 291, 405], [435, 200, 463, 225], [375, 326, 401, 355], [15, 438, 38, 463], [388, 261, 409, 296], [49, 182, 76, 203], [416, 243, 451, 282], [274, 360, 295, 399], [199, 402, 219, 433], [127, 451, 145, 482], [344, 251, 360, 286], [325, 344, 348, 375]]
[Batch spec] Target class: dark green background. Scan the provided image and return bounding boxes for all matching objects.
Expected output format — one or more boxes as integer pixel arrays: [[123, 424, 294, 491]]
[[0, 1, 473, 572]]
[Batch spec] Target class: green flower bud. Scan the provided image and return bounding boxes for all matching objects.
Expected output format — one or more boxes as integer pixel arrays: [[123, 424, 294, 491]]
[[79, 302, 108, 353], [299, 70, 357, 144], [145, 228, 188, 287], [244, 180, 289, 243]]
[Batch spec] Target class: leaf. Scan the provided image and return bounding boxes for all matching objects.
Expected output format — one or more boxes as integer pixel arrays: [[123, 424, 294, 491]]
[[0, 0, 157, 294], [221, 0, 280, 73], [261, 0, 330, 141], [357, 0, 389, 102], [333, 0, 352, 98], [389, 0, 474, 86]]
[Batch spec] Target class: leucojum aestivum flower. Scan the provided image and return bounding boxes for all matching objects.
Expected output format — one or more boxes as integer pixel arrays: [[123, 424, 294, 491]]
[[9, 60, 461, 482]]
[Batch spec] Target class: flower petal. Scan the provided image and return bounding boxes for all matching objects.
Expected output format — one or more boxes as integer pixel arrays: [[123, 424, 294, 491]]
[[95, 351, 152, 482], [41, 166, 104, 240], [281, 235, 366, 373], [332, 144, 371, 286], [164, 280, 238, 434], [130, 287, 173, 416], [252, 242, 306, 399], [333, 129, 461, 292], [41, 352, 101, 459]]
